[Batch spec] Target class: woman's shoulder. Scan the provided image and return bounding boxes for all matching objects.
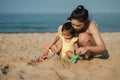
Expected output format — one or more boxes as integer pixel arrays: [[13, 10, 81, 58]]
[[89, 20, 98, 27], [88, 20, 100, 35], [86, 20, 98, 34], [88, 20, 98, 30], [58, 25, 63, 32], [57, 25, 63, 34]]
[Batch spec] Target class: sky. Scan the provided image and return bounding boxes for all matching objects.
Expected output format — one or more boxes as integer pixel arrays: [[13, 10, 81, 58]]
[[0, 0, 120, 13]]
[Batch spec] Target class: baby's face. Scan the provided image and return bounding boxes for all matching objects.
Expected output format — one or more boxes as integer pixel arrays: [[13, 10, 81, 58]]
[[62, 30, 72, 39]]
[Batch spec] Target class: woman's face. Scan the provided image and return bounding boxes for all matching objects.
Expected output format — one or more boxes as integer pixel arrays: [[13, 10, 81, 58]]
[[71, 19, 85, 32]]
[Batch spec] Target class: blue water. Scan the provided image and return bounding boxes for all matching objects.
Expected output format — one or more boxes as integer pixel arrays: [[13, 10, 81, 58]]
[[0, 13, 120, 33]]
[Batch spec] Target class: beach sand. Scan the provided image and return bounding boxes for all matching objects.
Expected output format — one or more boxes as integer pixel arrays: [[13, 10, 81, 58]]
[[0, 32, 120, 80]]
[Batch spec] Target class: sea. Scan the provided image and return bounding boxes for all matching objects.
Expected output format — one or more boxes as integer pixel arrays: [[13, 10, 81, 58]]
[[0, 13, 120, 33]]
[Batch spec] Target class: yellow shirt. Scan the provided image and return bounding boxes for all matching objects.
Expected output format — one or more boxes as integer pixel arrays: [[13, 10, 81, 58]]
[[60, 35, 78, 58]]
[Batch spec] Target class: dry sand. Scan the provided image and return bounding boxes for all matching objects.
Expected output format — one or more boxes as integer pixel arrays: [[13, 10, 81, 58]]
[[0, 32, 120, 80]]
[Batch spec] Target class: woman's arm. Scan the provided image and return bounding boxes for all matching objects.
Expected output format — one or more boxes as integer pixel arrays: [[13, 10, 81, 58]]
[[86, 21, 106, 53]]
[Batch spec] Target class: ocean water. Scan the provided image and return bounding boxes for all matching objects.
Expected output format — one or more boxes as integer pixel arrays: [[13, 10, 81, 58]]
[[0, 13, 120, 33]]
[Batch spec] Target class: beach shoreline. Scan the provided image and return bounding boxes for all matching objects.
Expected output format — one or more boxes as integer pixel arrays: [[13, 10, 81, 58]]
[[0, 32, 120, 80]]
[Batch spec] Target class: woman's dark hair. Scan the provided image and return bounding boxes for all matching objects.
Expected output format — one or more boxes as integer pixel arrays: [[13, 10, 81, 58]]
[[69, 5, 90, 32], [62, 22, 75, 35], [70, 5, 89, 22]]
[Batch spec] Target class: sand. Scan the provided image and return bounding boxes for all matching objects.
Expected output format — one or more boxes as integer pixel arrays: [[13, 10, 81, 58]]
[[0, 32, 120, 80]]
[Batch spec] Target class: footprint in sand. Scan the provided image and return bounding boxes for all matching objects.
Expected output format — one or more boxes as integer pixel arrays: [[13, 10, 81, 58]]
[[1, 65, 9, 75]]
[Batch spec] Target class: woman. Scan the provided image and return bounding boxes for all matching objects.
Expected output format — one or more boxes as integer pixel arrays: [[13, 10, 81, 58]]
[[40, 5, 107, 59]]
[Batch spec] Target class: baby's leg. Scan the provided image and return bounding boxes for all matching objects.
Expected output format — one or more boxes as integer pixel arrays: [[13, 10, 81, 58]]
[[66, 50, 75, 58], [51, 39, 62, 55]]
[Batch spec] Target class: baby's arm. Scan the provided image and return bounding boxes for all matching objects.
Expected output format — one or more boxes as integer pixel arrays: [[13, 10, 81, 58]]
[[39, 34, 61, 59], [51, 39, 62, 55]]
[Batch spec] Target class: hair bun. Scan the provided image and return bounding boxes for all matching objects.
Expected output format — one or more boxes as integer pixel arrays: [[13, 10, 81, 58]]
[[76, 5, 84, 10]]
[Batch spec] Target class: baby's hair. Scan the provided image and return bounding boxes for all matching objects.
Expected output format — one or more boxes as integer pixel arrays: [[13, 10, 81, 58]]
[[62, 22, 75, 35]]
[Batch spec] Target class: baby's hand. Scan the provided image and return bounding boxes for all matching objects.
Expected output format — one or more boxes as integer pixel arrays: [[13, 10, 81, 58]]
[[38, 53, 46, 59]]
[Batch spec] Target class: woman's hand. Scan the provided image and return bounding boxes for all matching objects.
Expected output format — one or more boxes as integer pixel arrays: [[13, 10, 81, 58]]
[[76, 47, 91, 59], [76, 47, 90, 54], [76, 47, 86, 54]]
